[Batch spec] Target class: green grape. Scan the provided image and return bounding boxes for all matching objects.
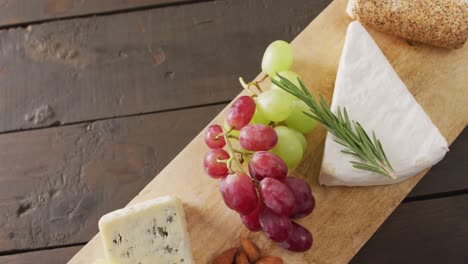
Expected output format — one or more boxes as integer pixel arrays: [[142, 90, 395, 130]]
[[271, 70, 301, 91], [271, 70, 300, 101], [256, 90, 293, 122], [224, 120, 240, 137], [251, 107, 270, 125], [261, 40, 293, 77], [285, 100, 317, 134], [271, 126, 303, 169], [290, 128, 307, 152]]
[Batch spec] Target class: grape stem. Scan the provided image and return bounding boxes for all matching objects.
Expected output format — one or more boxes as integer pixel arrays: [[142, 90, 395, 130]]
[[222, 128, 259, 185], [222, 127, 246, 174], [269, 121, 279, 128], [214, 131, 229, 140], [253, 180, 260, 188], [239, 77, 259, 96], [250, 74, 267, 93], [233, 149, 252, 165], [239, 75, 268, 96], [234, 150, 252, 156]]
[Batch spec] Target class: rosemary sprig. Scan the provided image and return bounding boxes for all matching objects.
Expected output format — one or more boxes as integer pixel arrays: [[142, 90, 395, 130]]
[[271, 75, 397, 179]]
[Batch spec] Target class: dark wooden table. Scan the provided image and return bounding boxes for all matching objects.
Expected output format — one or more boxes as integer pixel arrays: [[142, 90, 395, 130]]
[[0, 1, 466, 263]]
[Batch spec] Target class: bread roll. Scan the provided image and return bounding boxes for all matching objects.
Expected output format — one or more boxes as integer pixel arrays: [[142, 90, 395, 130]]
[[347, 0, 468, 49]]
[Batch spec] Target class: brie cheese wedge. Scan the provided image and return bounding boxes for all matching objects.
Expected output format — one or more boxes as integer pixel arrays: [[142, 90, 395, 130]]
[[319, 21, 448, 186]]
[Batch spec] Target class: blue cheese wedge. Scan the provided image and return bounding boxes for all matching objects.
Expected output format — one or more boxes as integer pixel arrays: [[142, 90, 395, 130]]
[[319, 21, 448, 186], [98, 196, 193, 264]]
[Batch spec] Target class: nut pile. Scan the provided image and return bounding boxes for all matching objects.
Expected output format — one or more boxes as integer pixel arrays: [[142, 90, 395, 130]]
[[212, 238, 283, 264]]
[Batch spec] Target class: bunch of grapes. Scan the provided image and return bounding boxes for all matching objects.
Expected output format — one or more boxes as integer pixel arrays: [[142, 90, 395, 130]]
[[203, 41, 316, 252]]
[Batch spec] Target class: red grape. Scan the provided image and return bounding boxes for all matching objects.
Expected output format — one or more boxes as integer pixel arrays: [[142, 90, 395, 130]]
[[248, 151, 287, 181], [259, 207, 292, 242], [240, 200, 263, 232], [278, 222, 313, 252], [284, 177, 315, 219], [205, 124, 226, 149], [222, 172, 258, 215], [226, 96, 256, 130], [203, 149, 229, 178], [259, 178, 295, 216], [219, 179, 234, 209], [239, 124, 277, 151]]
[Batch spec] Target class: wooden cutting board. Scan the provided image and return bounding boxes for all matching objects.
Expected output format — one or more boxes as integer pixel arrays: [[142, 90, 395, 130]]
[[69, 0, 468, 263]]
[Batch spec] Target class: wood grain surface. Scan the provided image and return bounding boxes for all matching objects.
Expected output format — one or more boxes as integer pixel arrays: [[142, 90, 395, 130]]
[[0, 0, 330, 133], [0, 104, 224, 251], [69, 0, 468, 263], [352, 194, 468, 263], [0, 0, 189, 28], [0, 245, 81, 264]]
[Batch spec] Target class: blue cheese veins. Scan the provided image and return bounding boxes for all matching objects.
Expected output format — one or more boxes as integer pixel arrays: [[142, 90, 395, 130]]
[[98, 196, 193, 264]]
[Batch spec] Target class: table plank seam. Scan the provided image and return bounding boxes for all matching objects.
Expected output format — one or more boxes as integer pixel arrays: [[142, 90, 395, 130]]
[[0, 242, 87, 257], [0, 100, 230, 136], [403, 189, 468, 203], [0, 0, 214, 31]]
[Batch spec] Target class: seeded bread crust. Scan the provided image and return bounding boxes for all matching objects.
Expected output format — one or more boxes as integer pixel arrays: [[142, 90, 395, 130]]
[[348, 0, 468, 49]]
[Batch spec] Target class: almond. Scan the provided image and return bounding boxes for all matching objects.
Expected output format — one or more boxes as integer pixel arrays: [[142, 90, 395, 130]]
[[240, 238, 261, 262], [235, 251, 249, 264], [255, 256, 284, 264], [212, 247, 238, 264]]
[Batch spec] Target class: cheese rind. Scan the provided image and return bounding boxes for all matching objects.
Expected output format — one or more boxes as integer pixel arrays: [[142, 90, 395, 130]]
[[319, 21, 448, 186], [98, 196, 193, 264], [346, 0, 357, 18]]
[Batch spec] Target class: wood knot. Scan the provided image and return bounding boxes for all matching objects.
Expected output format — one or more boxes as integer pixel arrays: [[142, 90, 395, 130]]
[[24, 104, 55, 124]]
